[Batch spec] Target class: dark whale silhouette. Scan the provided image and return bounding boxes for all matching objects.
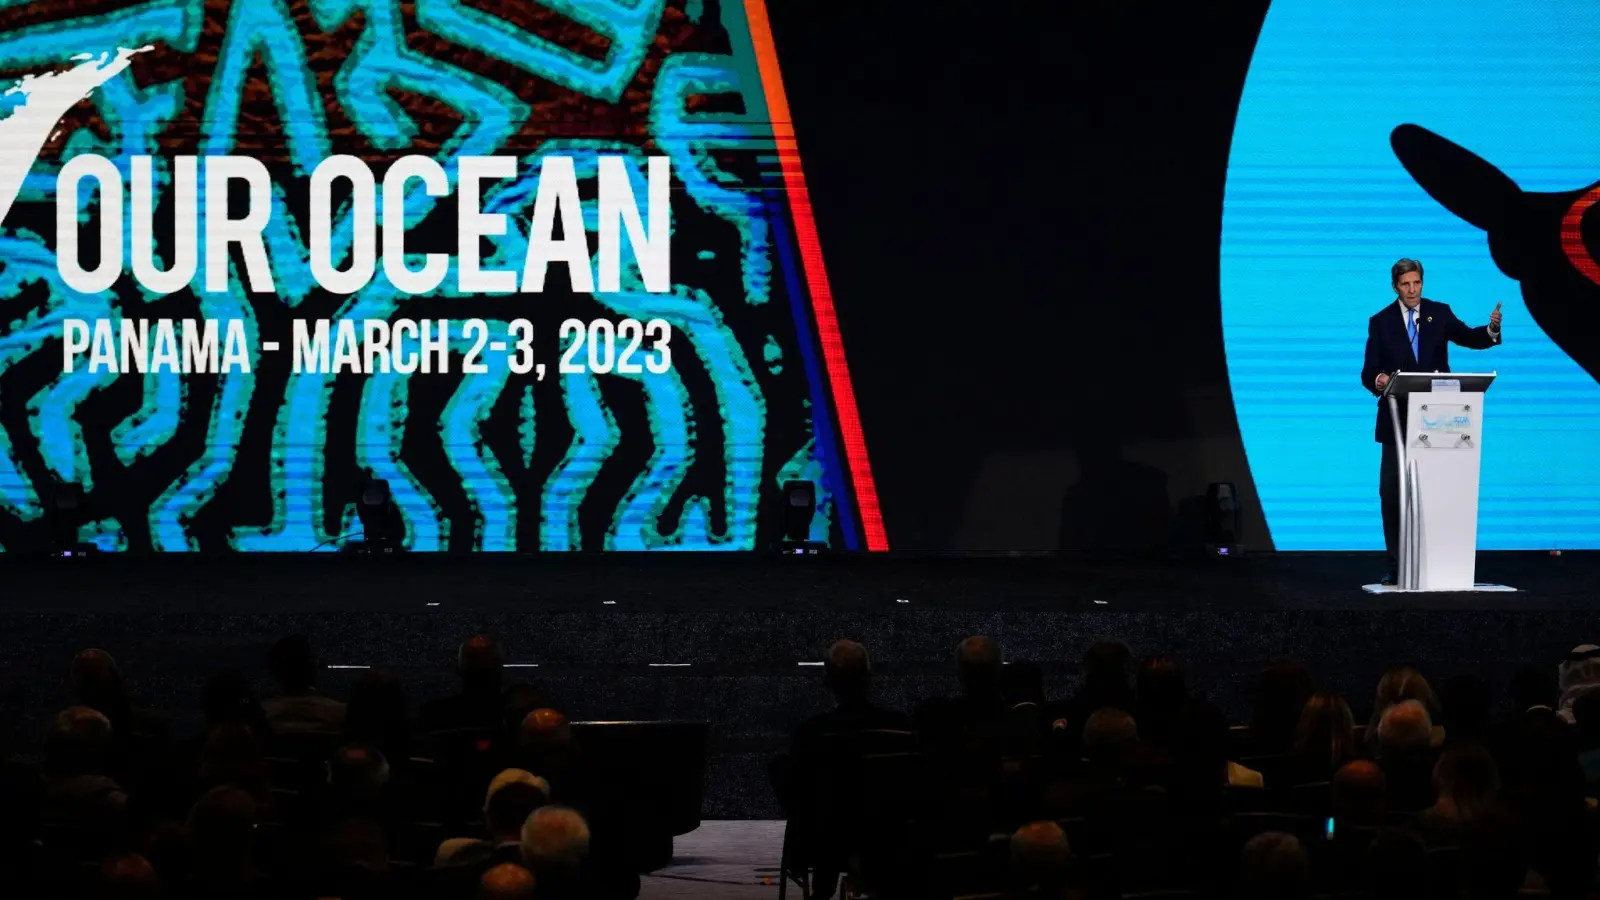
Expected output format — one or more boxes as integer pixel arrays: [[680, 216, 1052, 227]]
[[1391, 123, 1600, 384]]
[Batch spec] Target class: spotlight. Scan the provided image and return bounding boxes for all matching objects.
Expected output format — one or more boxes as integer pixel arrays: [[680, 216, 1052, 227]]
[[1204, 481, 1243, 558], [48, 482, 94, 557], [352, 476, 396, 553], [777, 480, 825, 555]]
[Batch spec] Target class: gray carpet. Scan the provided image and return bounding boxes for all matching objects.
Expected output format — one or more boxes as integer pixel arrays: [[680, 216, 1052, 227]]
[[643, 821, 785, 899]]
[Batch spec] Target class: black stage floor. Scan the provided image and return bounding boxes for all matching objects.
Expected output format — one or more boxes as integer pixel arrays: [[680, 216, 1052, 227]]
[[1, 549, 1593, 612], [1, 551, 1596, 817]]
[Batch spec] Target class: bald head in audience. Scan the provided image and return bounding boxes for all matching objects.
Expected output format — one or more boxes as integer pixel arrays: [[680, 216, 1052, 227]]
[[479, 862, 536, 900], [484, 769, 549, 841], [521, 805, 590, 874], [1378, 699, 1434, 757], [99, 853, 160, 899], [824, 639, 871, 704], [459, 634, 505, 690], [1333, 760, 1387, 826], [1082, 707, 1139, 764], [329, 743, 389, 799], [46, 706, 114, 776], [71, 649, 124, 704], [957, 636, 1002, 695], [519, 708, 571, 750], [1011, 820, 1070, 888]]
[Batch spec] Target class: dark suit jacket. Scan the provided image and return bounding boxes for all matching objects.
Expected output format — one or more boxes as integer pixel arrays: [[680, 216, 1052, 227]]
[[1360, 298, 1499, 442], [790, 700, 914, 757]]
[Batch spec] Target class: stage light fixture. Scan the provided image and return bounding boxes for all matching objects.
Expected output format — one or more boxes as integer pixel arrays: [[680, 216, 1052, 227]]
[[354, 476, 395, 553], [777, 480, 825, 554], [48, 482, 91, 557], [1205, 481, 1243, 557]]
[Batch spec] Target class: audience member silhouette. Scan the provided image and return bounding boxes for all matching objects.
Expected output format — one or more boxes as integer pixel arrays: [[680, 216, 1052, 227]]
[[1247, 659, 1315, 756], [263, 634, 345, 735], [1292, 692, 1357, 783], [1375, 700, 1438, 811], [13, 633, 1600, 900], [420, 635, 507, 735], [479, 861, 537, 900]]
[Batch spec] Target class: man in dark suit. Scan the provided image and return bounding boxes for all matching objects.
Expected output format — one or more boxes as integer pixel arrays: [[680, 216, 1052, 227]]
[[1361, 258, 1503, 583]]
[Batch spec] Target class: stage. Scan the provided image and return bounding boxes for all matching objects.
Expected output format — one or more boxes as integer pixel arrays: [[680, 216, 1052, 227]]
[[1, 551, 1596, 817]]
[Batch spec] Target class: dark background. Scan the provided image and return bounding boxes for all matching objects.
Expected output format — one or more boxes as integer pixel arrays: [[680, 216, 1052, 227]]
[[768, 0, 1279, 551]]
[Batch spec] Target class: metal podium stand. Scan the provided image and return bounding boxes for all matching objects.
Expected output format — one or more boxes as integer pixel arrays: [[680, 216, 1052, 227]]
[[1362, 372, 1515, 593]]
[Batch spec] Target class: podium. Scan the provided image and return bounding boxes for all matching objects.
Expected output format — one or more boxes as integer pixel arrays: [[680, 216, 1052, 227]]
[[1364, 372, 1513, 593]]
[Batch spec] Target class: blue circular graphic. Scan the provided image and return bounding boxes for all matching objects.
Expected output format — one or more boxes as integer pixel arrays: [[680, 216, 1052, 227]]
[[1221, 0, 1600, 550]]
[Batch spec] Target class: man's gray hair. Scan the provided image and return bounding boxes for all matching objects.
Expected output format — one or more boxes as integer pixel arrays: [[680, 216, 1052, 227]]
[[1377, 698, 1434, 752], [520, 805, 590, 870], [1391, 258, 1424, 285]]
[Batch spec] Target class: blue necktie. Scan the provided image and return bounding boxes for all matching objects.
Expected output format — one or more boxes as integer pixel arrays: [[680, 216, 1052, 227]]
[[1407, 307, 1419, 361]]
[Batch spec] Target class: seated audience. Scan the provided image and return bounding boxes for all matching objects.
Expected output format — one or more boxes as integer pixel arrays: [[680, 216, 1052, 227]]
[[319, 815, 392, 897], [1292, 692, 1357, 783], [324, 743, 391, 819], [196, 722, 269, 804], [1363, 828, 1429, 900], [1043, 708, 1140, 818], [41, 707, 127, 845], [1331, 760, 1387, 829], [520, 805, 590, 900], [343, 668, 412, 766], [1557, 643, 1600, 724], [185, 786, 262, 897], [1439, 674, 1491, 745], [1238, 831, 1311, 900], [68, 650, 170, 765], [915, 635, 1009, 744], [1367, 667, 1444, 752], [436, 769, 550, 867], [1135, 653, 1189, 752], [479, 861, 537, 900], [262, 634, 345, 735], [18, 631, 1600, 900], [518, 708, 579, 794], [1375, 699, 1438, 811], [1413, 742, 1502, 845], [1246, 659, 1315, 756], [1009, 819, 1071, 895], [420, 634, 506, 735], [1173, 699, 1264, 801], [1045, 640, 1135, 762], [1318, 761, 1387, 890], [1000, 660, 1047, 754], [98, 852, 162, 900], [790, 639, 913, 756], [189, 671, 269, 765]]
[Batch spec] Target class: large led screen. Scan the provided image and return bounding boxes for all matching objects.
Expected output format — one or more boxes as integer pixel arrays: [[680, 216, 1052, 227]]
[[1222, 0, 1600, 550], [0, 0, 885, 552]]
